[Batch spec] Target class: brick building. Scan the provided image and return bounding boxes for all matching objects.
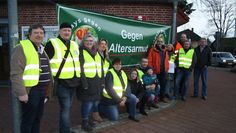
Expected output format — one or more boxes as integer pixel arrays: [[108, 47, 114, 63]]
[[0, 0, 189, 80]]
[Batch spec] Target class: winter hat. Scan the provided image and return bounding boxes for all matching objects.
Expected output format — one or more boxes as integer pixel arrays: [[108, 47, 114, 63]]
[[145, 66, 153, 72], [60, 22, 72, 29]]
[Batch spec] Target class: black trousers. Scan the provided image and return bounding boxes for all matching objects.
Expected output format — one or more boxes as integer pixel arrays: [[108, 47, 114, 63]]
[[20, 89, 45, 133], [157, 72, 167, 100]]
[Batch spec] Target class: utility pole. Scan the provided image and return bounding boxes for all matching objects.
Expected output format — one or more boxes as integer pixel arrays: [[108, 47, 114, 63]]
[[171, 0, 179, 44], [8, 0, 21, 133]]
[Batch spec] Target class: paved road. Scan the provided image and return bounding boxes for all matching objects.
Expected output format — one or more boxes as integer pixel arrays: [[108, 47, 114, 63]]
[[1, 67, 236, 133], [97, 67, 236, 133]]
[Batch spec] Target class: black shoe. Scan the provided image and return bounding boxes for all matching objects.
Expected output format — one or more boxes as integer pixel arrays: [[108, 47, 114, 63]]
[[202, 96, 207, 100], [89, 120, 96, 127], [140, 110, 148, 116], [181, 97, 186, 101], [82, 120, 93, 132], [128, 116, 140, 122]]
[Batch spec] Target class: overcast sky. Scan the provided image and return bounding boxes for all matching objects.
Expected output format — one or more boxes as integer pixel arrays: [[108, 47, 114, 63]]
[[177, 0, 236, 40]]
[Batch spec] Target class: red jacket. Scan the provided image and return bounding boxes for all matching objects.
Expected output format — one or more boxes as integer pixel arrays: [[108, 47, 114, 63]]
[[148, 47, 169, 74], [174, 41, 183, 56]]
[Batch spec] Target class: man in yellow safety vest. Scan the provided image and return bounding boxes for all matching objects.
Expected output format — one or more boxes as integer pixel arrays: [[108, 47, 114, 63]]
[[174, 40, 196, 101], [10, 24, 53, 133]]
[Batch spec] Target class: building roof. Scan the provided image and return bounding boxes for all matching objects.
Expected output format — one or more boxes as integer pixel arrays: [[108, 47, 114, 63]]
[[177, 29, 201, 42]]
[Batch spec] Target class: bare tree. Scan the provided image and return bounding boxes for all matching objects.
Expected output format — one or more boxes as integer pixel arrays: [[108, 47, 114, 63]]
[[199, 0, 235, 37]]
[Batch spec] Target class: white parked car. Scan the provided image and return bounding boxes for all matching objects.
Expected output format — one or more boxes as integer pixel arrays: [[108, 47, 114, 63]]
[[212, 52, 236, 67]]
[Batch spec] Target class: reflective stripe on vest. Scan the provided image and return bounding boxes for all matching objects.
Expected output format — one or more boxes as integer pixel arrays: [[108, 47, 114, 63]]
[[49, 38, 80, 79], [103, 68, 128, 99], [21, 40, 40, 87], [83, 50, 102, 78], [178, 48, 194, 69], [103, 59, 110, 76], [137, 69, 144, 83]]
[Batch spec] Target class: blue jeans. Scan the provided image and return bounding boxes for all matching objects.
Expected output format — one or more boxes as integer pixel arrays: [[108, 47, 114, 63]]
[[99, 94, 137, 121], [194, 67, 208, 97], [57, 84, 75, 133], [146, 85, 160, 103], [92, 101, 99, 112], [81, 100, 99, 120], [174, 69, 192, 99], [165, 73, 174, 99], [20, 89, 45, 133]]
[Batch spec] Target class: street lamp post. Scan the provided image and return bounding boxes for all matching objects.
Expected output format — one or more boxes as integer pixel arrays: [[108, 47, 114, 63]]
[[8, 0, 20, 133]]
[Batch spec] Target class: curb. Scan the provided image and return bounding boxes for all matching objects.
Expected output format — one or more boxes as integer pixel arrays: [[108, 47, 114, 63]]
[[66, 100, 177, 133]]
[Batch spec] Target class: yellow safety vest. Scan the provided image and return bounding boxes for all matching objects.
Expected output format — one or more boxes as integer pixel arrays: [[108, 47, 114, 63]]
[[137, 69, 144, 83], [83, 50, 102, 78], [49, 38, 80, 79], [103, 59, 110, 76], [169, 54, 176, 64], [21, 40, 40, 87], [178, 48, 194, 69], [103, 68, 128, 99]]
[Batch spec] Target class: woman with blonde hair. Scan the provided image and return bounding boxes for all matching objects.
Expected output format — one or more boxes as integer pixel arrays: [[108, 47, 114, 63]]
[[165, 44, 175, 100]]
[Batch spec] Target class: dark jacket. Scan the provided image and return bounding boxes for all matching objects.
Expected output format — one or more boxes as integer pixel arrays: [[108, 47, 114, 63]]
[[45, 36, 80, 88], [76, 47, 102, 101], [129, 79, 145, 100], [100, 68, 131, 106], [194, 45, 212, 68]]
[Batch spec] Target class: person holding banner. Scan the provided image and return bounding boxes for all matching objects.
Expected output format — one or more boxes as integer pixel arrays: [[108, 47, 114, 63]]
[[76, 34, 103, 131], [99, 58, 139, 122], [45, 22, 81, 133], [148, 37, 169, 103], [10, 24, 53, 133]]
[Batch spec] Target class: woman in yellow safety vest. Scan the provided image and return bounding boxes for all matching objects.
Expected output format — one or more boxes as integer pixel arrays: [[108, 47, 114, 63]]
[[91, 38, 111, 122], [99, 58, 140, 122], [76, 34, 103, 132]]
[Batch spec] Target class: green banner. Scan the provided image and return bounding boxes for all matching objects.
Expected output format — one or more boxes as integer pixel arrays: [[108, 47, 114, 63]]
[[57, 4, 171, 66]]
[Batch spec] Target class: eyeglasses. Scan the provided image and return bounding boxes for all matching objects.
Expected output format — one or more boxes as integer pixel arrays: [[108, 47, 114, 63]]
[[85, 40, 94, 43]]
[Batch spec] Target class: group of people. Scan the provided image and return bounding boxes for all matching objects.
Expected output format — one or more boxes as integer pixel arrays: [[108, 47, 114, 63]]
[[10, 22, 212, 133]]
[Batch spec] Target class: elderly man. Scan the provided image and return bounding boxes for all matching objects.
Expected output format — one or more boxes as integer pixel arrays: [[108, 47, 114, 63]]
[[193, 38, 212, 100], [45, 22, 81, 133]]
